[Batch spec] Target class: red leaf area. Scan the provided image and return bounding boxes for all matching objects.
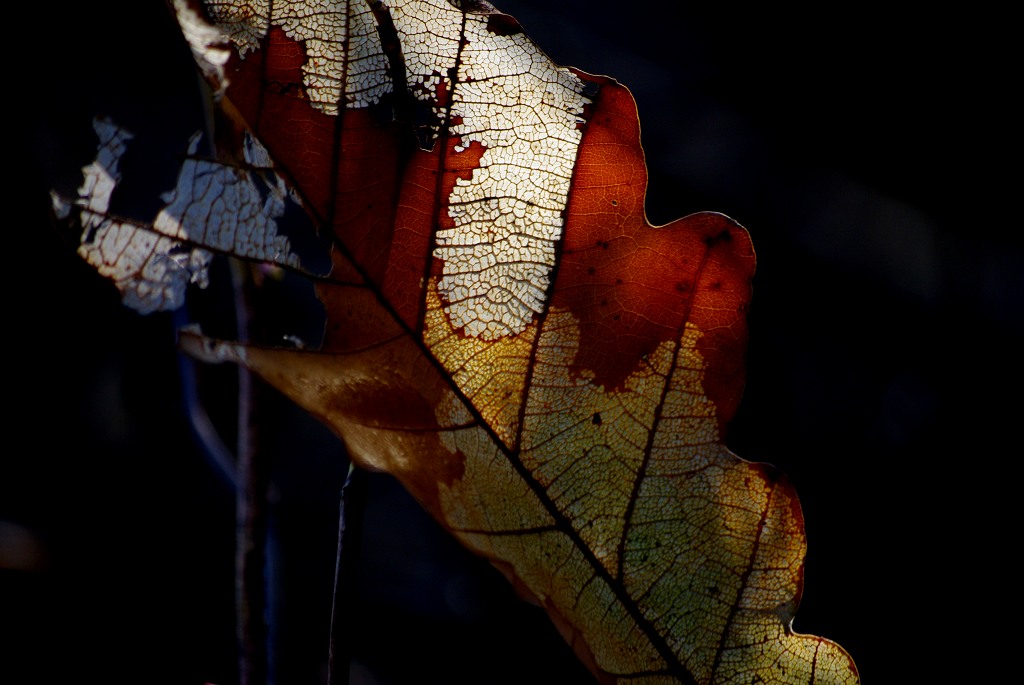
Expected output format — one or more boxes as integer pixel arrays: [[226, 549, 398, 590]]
[[557, 73, 752, 426], [221, 25, 752, 434]]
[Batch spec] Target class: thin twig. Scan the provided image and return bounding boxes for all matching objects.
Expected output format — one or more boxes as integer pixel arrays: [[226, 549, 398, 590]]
[[328, 463, 368, 685], [233, 259, 269, 685], [175, 332, 239, 490]]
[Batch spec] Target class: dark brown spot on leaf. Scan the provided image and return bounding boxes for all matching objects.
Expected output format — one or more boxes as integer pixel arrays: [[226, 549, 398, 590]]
[[703, 228, 733, 247], [486, 13, 523, 36]]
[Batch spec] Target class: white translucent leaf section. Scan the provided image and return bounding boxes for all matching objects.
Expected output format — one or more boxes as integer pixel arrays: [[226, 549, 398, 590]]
[[173, 0, 231, 96], [204, 0, 390, 112], [156, 130, 303, 266], [440, 11, 589, 339], [51, 119, 302, 314], [383, 0, 463, 134], [50, 119, 210, 313]]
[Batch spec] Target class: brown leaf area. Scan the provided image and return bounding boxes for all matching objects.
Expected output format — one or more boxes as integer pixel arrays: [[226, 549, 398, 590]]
[[176, 1, 859, 682]]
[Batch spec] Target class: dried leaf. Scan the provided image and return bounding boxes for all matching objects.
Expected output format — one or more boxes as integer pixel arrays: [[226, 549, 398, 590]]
[[60, 1, 860, 682]]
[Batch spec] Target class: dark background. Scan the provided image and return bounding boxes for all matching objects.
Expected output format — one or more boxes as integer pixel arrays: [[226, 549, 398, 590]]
[[7, 1, 1018, 683]]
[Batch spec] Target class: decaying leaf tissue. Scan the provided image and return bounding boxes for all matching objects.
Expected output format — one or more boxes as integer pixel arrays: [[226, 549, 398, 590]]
[[52, 1, 860, 683]]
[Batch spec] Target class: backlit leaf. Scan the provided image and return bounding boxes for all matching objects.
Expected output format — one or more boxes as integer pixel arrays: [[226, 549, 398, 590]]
[[57, 1, 860, 682]]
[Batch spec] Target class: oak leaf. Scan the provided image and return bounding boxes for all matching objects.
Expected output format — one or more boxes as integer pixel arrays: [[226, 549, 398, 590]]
[[56, 1, 860, 682]]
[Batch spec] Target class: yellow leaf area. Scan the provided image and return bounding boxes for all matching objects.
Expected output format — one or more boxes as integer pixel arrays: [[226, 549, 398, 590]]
[[182, 275, 857, 684]]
